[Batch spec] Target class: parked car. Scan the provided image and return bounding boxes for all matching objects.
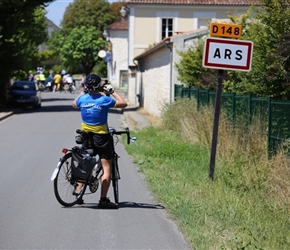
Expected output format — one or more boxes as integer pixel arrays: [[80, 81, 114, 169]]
[[7, 80, 42, 109]]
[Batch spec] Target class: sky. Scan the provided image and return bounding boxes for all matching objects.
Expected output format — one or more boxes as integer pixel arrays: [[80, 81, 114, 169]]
[[45, 0, 117, 27]]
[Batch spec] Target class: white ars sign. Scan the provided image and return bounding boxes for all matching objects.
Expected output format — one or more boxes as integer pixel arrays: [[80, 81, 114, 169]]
[[203, 37, 253, 71]]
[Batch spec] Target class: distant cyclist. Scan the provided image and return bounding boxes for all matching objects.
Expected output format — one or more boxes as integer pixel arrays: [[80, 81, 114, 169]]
[[35, 71, 46, 89], [53, 72, 62, 92], [72, 73, 127, 208], [63, 73, 76, 92]]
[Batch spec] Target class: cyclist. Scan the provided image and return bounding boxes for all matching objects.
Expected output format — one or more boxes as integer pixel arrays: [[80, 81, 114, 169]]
[[53, 72, 62, 92], [35, 71, 46, 89], [72, 73, 127, 209]]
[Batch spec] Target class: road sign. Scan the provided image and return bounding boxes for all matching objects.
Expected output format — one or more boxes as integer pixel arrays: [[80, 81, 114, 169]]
[[210, 22, 242, 39], [203, 37, 253, 72]]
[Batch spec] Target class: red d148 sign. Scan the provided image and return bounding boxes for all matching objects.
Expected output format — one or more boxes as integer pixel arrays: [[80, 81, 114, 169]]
[[203, 37, 253, 71]]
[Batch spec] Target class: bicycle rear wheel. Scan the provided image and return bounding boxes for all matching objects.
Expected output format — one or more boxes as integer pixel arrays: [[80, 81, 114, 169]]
[[111, 153, 120, 204], [54, 153, 87, 207]]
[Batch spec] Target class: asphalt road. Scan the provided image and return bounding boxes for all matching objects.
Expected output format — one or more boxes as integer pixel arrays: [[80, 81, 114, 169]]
[[0, 92, 191, 250]]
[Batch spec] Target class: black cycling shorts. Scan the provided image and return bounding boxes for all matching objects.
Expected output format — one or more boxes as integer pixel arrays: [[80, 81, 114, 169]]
[[92, 133, 114, 160]]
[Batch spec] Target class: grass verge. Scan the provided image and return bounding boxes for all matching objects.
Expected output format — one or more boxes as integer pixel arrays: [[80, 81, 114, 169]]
[[124, 99, 290, 249]]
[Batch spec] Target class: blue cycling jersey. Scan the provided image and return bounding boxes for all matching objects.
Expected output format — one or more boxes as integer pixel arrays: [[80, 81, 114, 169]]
[[76, 93, 116, 134]]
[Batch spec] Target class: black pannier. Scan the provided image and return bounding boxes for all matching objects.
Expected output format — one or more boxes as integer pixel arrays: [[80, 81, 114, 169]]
[[71, 152, 97, 180]]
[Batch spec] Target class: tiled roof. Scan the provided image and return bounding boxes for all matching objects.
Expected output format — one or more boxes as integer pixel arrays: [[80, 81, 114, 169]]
[[108, 17, 128, 30], [128, 0, 262, 5]]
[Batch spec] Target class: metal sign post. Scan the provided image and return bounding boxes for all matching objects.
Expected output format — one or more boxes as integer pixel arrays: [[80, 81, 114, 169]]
[[209, 69, 223, 180]]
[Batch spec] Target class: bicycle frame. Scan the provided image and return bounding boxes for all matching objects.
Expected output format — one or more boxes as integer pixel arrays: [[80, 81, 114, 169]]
[[51, 127, 136, 207]]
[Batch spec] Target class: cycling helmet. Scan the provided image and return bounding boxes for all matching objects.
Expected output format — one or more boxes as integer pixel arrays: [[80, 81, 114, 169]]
[[84, 74, 102, 91]]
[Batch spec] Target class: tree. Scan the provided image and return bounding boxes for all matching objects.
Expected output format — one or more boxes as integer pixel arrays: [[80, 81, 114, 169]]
[[49, 26, 106, 75], [61, 0, 115, 33], [0, 0, 54, 104], [48, 0, 124, 76], [255, 0, 290, 99], [222, 1, 290, 99], [110, 1, 126, 20]]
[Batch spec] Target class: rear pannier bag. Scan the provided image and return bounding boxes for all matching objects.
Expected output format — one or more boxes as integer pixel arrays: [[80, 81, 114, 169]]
[[71, 152, 97, 180]]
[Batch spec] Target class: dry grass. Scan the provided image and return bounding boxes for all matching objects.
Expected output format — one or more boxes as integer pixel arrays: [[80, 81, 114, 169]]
[[267, 152, 290, 205], [162, 98, 290, 207]]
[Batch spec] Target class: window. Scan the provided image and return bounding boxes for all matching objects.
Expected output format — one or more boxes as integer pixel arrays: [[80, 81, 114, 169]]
[[161, 18, 173, 40], [157, 11, 177, 40], [193, 12, 216, 30], [198, 18, 208, 29]]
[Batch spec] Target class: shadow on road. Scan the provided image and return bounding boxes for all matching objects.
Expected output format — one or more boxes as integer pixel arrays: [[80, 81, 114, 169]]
[[41, 97, 75, 102], [65, 201, 165, 210], [2, 92, 134, 115], [19, 105, 78, 113], [118, 201, 165, 209], [9, 102, 126, 114]]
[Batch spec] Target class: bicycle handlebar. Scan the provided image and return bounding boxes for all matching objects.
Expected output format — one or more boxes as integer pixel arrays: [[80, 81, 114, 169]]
[[109, 127, 131, 145]]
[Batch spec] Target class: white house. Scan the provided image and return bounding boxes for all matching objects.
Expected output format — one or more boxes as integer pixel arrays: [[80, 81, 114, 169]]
[[105, 17, 129, 89], [109, 0, 262, 116], [134, 28, 208, 117]]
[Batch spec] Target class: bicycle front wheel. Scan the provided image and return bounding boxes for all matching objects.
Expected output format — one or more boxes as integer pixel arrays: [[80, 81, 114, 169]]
[[54, 153, 87, 207], [111, 153, 120, 204]]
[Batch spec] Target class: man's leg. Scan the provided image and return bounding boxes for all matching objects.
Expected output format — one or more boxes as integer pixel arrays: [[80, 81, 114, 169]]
[[100, 158, 112, 198], [98, 158, 118, 208], [94, 134, 118, 208], [75, 182, 83, 193]]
